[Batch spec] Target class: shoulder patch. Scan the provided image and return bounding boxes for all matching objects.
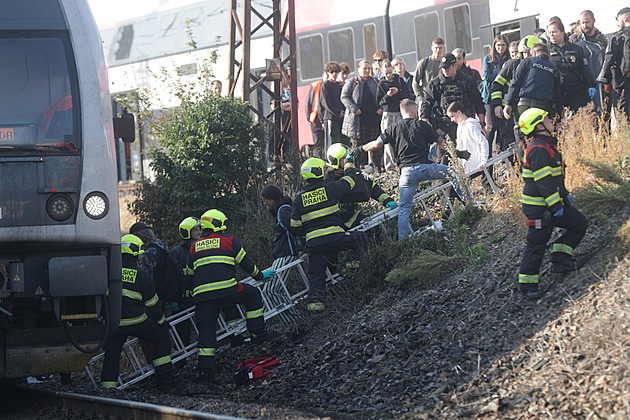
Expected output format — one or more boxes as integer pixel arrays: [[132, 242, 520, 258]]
[[195, 238, 221, 252]]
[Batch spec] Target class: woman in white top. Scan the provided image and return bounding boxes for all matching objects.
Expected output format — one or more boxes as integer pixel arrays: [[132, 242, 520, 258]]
[[446, 101, 489, 175]]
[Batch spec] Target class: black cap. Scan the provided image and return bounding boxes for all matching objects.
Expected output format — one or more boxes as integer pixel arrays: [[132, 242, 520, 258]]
[[440, 53, 457, 69], [129, 222, 150, 234], [618, 7, 630, 18]]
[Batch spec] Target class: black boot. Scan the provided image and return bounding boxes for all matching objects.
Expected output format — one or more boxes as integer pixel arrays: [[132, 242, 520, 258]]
[[552, 258, 584, 273], [156, 372, 178, 392], [520, 283, 544, 300], [230, 334, 245, 347]]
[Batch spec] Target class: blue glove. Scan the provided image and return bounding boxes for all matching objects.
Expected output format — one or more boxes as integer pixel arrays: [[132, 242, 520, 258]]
[[554, 208, 564, 217], [261, 270, 276, 281], [386, 201, 398, 210], [566, 194, 573, 205], [588, 87, 596, 99], [169, 302, 179, 312]]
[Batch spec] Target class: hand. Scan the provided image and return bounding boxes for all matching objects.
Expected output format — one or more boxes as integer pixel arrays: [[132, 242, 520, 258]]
[[503, 105, 512, 119], [386, 201, 398, 210], [169, 302, 179, 313], [355, 109, 362, 115], [348, 147, 363, 159], [376, 109, 383, 116], [478, 163, 486, 171], [262, 270, 277, 281], [388, 87, 398, 96], [554, 208, 564, 218], [494, 106, 504, 119], [566, 194, 573, 205], [604, 84, 612, 94], [588, 87, 597, 99]]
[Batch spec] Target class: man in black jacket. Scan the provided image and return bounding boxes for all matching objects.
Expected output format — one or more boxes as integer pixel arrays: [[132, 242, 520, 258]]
[[598, 7, 630, 121]]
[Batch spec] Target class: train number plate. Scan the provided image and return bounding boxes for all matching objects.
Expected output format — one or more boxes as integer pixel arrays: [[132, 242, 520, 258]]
[[0, 128, 14, 140]]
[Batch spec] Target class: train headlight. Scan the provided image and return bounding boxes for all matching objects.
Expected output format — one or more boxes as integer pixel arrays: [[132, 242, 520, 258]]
[[46, 194, 74, 221], [83, 192, 109, 220]]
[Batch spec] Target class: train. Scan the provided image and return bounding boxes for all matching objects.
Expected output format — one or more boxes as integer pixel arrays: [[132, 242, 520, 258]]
[[0, 0, 134, 379], [98, 0, 625, 171]]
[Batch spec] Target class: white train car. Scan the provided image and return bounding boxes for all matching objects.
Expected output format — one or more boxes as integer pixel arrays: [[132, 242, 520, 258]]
[[0, 0, 128, 379]]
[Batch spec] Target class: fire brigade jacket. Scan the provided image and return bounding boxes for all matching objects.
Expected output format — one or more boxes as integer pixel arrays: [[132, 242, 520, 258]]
[[521, 134, 569, 219], [490, 57, 521, 107], [120, 257, 166, 327], [186, 232, 264, 303], [325, 168, 394, 229], [291, 160, 359, 246]]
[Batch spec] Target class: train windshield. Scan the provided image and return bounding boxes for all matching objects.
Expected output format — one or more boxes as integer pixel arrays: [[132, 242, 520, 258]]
[[0, 34, 78, 152]]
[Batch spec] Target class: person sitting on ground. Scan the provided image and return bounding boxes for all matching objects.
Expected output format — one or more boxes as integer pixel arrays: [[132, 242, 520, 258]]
[[260, 185, 304, 327], [186, 209, 277, 384]]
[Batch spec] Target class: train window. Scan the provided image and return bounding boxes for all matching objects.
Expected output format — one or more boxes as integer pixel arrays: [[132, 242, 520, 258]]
[[0, 35, 78, 152], [114, 24, 134, 61], [328, 29, 355, 68], [159, 13, 179, 54], [298, 34, 324, 81], [443, 4, 472, 53], [364, 24, 377, 65], [414, 12, 439, 61]]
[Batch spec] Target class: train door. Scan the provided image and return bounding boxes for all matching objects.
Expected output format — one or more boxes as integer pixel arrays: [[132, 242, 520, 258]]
[[479, 15, 539, 57]]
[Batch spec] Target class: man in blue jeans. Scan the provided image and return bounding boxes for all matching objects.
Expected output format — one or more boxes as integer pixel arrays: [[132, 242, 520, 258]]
[[358, 99, 466, 239]]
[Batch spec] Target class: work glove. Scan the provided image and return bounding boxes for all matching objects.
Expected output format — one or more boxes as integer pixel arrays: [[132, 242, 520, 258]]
[[554, 208, 564, 218], [386, 201, 398, 210], [456, 149, 472, 160], [169, 302, 179, 313], [347, 147, 363, 160], [261, 270, 277, 281], [566, 194, 573, 205], [604, 84, 612, 94], [588, 87, 597, 99]]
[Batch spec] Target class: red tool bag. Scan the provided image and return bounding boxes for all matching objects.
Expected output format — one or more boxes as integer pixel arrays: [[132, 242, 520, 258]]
[[234, 357, 280, 386]]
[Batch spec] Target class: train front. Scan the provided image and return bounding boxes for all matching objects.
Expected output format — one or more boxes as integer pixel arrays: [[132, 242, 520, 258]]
[[0, 0, 122, 379]]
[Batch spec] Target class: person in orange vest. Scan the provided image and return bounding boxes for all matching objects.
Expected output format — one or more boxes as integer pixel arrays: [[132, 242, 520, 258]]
[[305, 73, 325, 158]]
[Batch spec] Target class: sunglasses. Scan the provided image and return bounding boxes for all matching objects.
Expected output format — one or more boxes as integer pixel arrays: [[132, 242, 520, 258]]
[[374, 59, 382, 62]]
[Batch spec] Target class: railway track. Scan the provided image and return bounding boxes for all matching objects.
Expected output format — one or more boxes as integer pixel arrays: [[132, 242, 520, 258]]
[[2, 386, 244, 420]]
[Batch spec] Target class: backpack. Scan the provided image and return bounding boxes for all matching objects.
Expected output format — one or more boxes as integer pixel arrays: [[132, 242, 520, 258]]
[[620, 30, 630, 80], [147, 243, 185, 301], [277, 204, 305, 256], [234, 357, 280, 386]]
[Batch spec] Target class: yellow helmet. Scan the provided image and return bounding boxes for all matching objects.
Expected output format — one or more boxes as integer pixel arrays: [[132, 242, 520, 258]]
[[301, 157, 326, 181], [519, 108, 548, 135], [200, 209, 227, 232], [327, 143, 349, 169], [121, 234, 144, 256], [518, 35, 540, 53], [179, 216, 201, 240]]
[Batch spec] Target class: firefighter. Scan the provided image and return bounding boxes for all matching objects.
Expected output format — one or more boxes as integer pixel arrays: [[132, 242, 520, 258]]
[[291, 156, 365, 310], [100, 234, 176, 391], [186, 209, 276, 383], [325, 143, 397, 232], [518, 108, 588, 299]]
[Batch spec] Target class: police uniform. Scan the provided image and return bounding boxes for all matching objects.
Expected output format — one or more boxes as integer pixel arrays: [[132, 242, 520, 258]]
[[598, 26, 630, 120], [489, 57, 522, 151], [100, 257, 173, 389], [291, 160, 363, 309], [505, 56, 562, 121], [548, 37, 596, 112], [518, 134, 588, 292], [186, 232, 266, 371], [421, 70, 484, 163]]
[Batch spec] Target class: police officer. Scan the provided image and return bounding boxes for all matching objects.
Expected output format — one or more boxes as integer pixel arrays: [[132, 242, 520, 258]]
[[100, 234, 176, 391], [290, 156, 364, 310], [490, 35, 540, 152], [517, 108, 588, 299], [504, 43, 562, 124], [186, 210, 276, 383], [325, 143, 397, 243], [421, 53, 485, 164], [547, 19, 597, 113], [598, 7, 630, 121]]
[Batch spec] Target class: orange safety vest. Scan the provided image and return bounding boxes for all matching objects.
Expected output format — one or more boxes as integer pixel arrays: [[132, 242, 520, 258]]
[[308, 80, 322, 123]]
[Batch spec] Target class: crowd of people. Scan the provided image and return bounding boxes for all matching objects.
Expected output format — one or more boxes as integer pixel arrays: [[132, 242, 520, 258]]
[[100, 7, 630, 391]]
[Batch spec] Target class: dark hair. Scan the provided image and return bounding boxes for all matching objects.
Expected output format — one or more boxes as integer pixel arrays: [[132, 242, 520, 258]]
[[531, 43, 549, 56], [547, 19, 565, 33], [432, 37, 445, 46], [261, 184, 283, 201], [490, 35, 509, 64], [339, 62, 351, 75], [373, 50, 389, 60], [324, 61, 341, 74], [446, 101, 468, 116], [510, 40, 519, 49]]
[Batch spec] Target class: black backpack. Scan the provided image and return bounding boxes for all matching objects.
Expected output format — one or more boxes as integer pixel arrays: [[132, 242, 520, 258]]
[[147, 243, 185, 301], [277, 204, 305, 256]]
